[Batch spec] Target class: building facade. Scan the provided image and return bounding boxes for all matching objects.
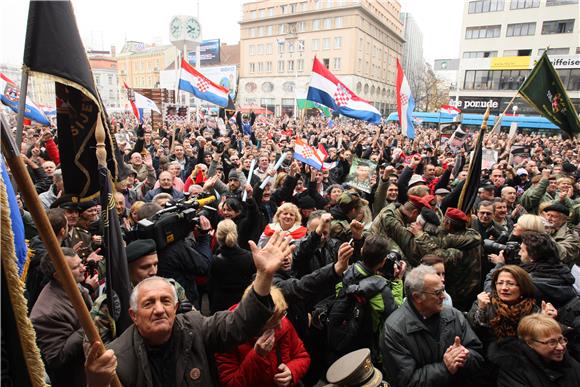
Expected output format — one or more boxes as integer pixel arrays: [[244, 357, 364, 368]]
[[88, 49, 120, 111], [400, 12, 424, 91], [238, 0, 405, 116], [455, 0, 579, 115], [117, 41, 178, 89], [433, 58, 460, 90]]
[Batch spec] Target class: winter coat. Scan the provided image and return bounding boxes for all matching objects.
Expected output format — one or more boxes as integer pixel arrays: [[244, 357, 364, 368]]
[[272, 263, 342, 343], [496, 338, 580, 387], [30, 281, 89, 387], [521, 261, 577, 309], [381, 300, 484, 387], [108, 289, 274, 387], [215, 311, 310, 387], [209, 245, 256, 313], [157, 235, 212, 308], [293, 231, 341, 279], [25, 235, 49, 311]]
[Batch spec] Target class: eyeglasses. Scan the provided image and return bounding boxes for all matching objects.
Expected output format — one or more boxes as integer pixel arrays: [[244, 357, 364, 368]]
[[495, 281, 519, 288], [421, 287, 446, 297], [532, 336, 568, 349]]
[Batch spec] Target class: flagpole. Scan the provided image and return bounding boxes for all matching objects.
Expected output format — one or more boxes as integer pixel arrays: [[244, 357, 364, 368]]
[[15, 67, 30, 146], [486, 92, 518, 141], [1, 114, 122, 387]]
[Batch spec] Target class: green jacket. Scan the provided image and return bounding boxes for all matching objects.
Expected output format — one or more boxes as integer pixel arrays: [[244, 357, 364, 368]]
[[370, 204, 423, 266], [552, 223, 580, 266], [415, 228, 482, 311]]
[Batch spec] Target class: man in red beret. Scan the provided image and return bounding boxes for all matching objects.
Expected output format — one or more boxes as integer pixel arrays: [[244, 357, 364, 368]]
[[410, 207, 483, 312], [370, 195, 432, 266]]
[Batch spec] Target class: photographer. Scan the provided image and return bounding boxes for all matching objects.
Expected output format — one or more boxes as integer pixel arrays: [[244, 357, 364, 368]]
[[136, 203, 213, 309]]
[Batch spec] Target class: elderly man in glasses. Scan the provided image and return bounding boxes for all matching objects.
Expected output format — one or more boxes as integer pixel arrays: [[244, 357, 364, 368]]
[[381, 265, 484, 387]]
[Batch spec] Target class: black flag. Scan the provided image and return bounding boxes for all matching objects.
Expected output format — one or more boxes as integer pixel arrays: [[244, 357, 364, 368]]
[[23, 0, 119, 199], [99, 166, 132, 334]]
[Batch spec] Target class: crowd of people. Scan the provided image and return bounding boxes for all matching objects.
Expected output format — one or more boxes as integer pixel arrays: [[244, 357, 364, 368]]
[[11, 109, 580, 386]]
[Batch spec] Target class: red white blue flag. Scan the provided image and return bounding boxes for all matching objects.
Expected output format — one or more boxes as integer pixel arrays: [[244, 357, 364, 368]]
[[307, 57, 381, 124], [396, 59, 416, 139], [179, 59, 230, 108]]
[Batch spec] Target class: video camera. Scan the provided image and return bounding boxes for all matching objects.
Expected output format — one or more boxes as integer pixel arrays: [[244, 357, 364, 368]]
[[483, 239, 521, 265], [380, 251, 403, 281], [132, 193, 215, 250]]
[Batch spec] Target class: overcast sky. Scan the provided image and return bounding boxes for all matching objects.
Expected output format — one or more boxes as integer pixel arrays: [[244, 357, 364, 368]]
[[0, 0, 463, 67]]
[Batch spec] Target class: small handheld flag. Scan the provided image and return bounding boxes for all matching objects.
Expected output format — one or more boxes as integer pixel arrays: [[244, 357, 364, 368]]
[[124, 82, 160, 122]]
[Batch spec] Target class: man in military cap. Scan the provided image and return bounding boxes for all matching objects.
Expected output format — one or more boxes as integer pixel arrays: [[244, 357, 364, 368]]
[[369, 195, 432, 266], [51, 195, 98, 262], [325, 348, 387, 387], [411, 207, 482, 312], [541, 202, 580, 265]]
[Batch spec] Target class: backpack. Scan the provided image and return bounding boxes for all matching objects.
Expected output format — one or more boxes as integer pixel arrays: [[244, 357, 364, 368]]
[[325, 284, 376, 365]]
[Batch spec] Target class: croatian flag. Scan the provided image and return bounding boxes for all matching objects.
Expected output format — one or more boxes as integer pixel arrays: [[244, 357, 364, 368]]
[[294, 137, 325, 170], [124, 82, 160, 122], [0, 73, 50, 126], [440, 105, 461, 115], [396, 60, 415, 139], [307, 57, 381, 124], [179, 59, 230, 108]]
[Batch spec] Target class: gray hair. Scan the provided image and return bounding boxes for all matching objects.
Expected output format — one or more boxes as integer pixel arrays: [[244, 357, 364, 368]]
[[53, 169, 63, 181], [129, 276, 178, 310], [306, 210, 327, 228], [404, 265, 437, 299]]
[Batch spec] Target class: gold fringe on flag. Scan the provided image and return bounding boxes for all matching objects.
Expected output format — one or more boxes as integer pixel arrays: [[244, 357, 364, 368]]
[[1, 173, 48, 387]]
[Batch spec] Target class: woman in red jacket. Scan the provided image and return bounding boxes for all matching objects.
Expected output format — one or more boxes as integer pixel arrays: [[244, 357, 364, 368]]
[[215, 286, 311, 387]]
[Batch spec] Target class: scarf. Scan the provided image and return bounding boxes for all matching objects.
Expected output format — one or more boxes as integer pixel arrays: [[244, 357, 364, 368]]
[[263, 223, 307, 240], [490, 295, 535, 339]]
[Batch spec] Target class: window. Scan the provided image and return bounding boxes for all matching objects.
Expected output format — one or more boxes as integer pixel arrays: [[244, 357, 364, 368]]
[[538, 47, 569, 55], [257, 44, 264, 55], [259, 9, 265, 17], [297, 40, 305, 51], [557, 69, 571, 88], [510, 0, 540, 9], [506, 22, 536, 36], [268, 7, 275, 16], [267, 25, 273, 36], [258, 27, 264, 37], [312, 39, 320, 50], [542, 19, 575, 34], [251, 11, 257, 19], [464, 70, 476, 89], [278, 60, 284, 72], [323, 58, 330, 68], [468, 0, 504, 13], [546, 0, 579, 5], [333, 57, 342, 70], [474, 70, 490, 90], [323, 38, 330, 49], [503, 49, 532, 56], [297, 59, 304, 72], [250, 28, 257, 38], [266, 43, 273, 55], [324, 18, 332, 29], [290, 3, 296, 13], [335, 17, 343, 28], [249, 45, 255, 56], [249, 63, 255, 73], [279, 24, 286, 34], [266, 61, 272, 73], [463, 50, 498, 58], [465, 25, 501, 39], [288, 60, 294, 71], [288, 41, 295, 53], [278, 41, 285, 53], [335, 36, 342, 49], [312, 19, 320, 30], [258, 62, 264, 72], [297, 21, 306, 32], [569, 68, 580, 90]]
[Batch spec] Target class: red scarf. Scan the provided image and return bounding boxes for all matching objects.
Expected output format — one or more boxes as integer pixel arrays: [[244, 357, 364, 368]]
[[263, 223, 307, 240]]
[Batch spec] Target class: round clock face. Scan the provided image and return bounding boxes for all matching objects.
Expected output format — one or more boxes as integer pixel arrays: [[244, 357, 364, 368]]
[[170, 17, 182, 40], [186, 18, 201, 40]]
